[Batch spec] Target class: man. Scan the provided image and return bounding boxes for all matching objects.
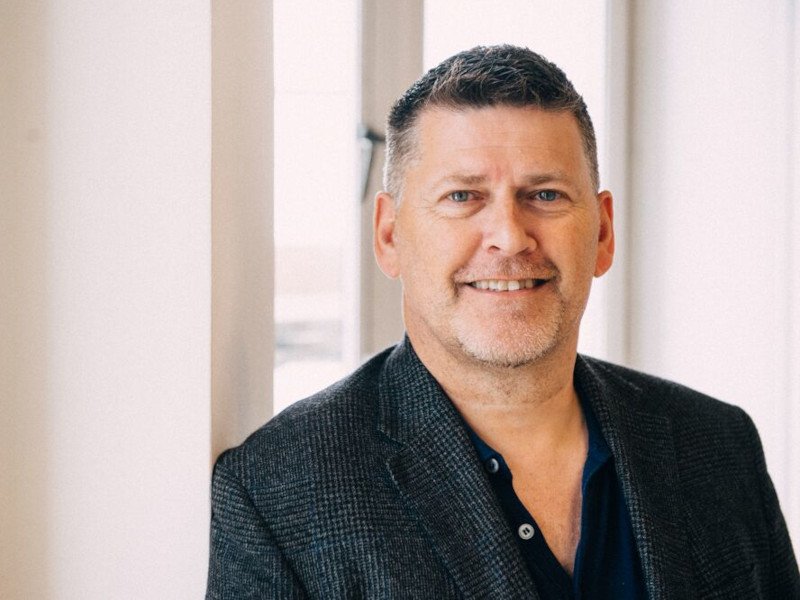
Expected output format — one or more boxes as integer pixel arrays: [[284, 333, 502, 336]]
[[207, 45, 799, 599]]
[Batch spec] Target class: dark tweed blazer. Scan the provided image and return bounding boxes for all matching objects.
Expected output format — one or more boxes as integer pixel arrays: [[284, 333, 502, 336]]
[[206, 339, 799, 599]]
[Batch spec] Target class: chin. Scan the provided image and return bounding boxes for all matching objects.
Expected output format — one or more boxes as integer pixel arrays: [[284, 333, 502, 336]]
[[452, 319, 562, 369]]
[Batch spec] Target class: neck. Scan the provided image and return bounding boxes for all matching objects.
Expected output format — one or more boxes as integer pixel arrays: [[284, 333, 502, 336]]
[[408, 331, 583, 454]]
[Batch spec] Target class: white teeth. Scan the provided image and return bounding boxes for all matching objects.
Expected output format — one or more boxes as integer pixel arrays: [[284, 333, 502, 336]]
[[470, 278, 538, 291]]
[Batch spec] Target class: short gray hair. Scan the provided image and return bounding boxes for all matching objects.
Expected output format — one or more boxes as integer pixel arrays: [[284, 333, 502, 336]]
[[383, 45, 598, 200]]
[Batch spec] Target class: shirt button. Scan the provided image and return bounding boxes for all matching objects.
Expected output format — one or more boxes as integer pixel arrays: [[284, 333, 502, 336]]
[[485, 458, 500, 474], [518, 523, 535, 540]]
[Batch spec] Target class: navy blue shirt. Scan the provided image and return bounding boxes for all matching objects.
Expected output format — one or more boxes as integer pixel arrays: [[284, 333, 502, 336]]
[[465, 396, 647, 599]]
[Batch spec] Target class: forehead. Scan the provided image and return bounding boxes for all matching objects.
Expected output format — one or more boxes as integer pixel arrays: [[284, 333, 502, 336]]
[[407, 105, 591, 186]]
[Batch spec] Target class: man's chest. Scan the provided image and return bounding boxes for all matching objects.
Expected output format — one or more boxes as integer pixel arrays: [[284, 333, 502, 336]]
[[505, 454, 585, 574]]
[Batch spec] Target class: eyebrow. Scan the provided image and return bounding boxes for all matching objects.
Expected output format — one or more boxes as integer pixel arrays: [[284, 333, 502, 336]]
[[430, 174, 488, 188], [521, 171, 573, 186], [430, 171, 574, 189]]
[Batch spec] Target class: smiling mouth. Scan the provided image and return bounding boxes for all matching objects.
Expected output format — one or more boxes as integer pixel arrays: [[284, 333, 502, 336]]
[[468, 278, 550, 291]]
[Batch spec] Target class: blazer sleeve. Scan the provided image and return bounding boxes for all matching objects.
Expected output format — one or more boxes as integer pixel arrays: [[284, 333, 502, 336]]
[[742, 412, 800, 597], [206, 451, 308, 600]]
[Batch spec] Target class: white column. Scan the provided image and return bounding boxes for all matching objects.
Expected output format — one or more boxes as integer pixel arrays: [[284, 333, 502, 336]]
[[212, 1, 274, 455], [1, 1, 215, 597], [602, 0, 634, 364], [359, 0, 424, 356], [1, 2, 51, 597], [788, 0, 800, 551]]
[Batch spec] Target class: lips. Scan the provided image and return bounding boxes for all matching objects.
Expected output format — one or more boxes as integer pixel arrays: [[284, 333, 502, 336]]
[[468, 278, 549, 291]]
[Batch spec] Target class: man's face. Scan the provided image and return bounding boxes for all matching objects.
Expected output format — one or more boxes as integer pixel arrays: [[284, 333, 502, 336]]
[[374, 105, 614, 368]]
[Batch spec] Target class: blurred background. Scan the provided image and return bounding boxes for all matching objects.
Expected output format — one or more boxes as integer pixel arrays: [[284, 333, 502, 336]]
[[2, 0, 798, 597]]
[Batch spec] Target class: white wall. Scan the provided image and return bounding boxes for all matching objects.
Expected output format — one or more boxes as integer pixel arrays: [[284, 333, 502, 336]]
[[1, 1, 274, 597], [627, 0, 799, 549]]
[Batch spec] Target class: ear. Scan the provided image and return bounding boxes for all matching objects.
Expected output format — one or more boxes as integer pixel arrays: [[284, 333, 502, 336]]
[[373, 191, 401, 279], [594, 190, 615, 277]]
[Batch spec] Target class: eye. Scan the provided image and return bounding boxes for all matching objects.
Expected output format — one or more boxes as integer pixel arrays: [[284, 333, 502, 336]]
[[535, 190, 561, 202], [448, 190, 472, 203]]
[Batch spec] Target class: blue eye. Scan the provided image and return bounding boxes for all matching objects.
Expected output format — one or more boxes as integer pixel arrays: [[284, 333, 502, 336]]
[[536, 190, 560, 202], [449, 191, 471, 203]]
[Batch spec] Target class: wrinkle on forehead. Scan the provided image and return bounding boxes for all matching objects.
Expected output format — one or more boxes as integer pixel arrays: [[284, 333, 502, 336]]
[[413, 106, 595, 190]]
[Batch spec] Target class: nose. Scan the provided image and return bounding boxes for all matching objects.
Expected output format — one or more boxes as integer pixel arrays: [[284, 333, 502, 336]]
[[481, 198, 536, 256]]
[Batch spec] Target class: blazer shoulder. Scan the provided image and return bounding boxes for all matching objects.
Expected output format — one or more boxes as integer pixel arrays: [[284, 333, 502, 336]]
[[214, 345, 396, 484], [579, 354, 751, 430]]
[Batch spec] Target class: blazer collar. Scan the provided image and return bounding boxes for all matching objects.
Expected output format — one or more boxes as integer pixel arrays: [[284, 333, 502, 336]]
[[575, 356, 694, 600], [377, 338, 537, 599], [376, 340, 694, 600]]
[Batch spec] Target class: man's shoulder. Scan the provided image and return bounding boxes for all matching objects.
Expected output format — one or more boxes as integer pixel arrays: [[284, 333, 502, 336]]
[[579, 354, 755, 438], [214, 346, 395, 480], [579, 355, 768, 505]]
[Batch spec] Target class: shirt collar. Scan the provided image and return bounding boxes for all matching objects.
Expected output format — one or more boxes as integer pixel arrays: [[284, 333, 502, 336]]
[[463, 392, 613, 485]]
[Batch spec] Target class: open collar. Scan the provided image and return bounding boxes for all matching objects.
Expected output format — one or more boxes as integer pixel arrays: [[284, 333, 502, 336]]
[[375, 339, 693, 599], [377, 339, 537, 599], [575, 356, 694, 600]]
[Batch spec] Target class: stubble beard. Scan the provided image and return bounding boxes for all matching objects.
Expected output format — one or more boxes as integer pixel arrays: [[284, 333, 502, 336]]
[[449, 292, 568, 369], [405, 258, 581, 371], [444, 258, 571, 369]]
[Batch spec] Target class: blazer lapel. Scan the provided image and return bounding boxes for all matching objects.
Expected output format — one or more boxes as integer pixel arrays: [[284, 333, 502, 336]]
[[576, 357, 694, 600], [377, 340, 537, 599]]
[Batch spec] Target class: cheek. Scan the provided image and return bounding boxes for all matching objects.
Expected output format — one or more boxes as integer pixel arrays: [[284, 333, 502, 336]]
[[546, 224, 599, 276], [404, 225, 466, 272], [396, 229, 441, 288]]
